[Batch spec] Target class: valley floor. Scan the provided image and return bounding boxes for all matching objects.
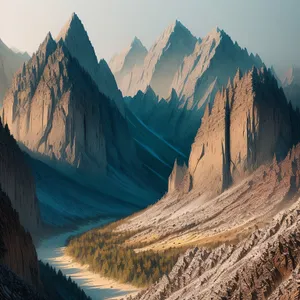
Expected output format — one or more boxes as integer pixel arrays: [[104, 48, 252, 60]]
[[37, 218, 139, 300]]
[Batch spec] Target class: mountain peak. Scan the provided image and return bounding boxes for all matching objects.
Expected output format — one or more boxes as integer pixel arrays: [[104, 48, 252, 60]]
[[57, 12, 86, 42], [131, 36, 145, 49]]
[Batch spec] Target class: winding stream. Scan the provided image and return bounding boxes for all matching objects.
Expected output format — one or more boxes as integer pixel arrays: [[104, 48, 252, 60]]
[[37, 218, 139, 300]]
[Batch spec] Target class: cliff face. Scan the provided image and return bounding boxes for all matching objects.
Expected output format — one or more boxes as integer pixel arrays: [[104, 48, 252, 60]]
[[120, 21, 197, 98], [188, 68, 296, 194], [0, 190, 40, 288], [2, 33, 138, 175], [0, 119, 40, 233]]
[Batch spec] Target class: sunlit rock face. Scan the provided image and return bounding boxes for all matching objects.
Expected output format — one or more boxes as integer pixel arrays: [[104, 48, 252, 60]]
[[2, 33, 137, 176], [110, 37, 148, 91], [188, 68, 297, 194], [120, 20, 197, 99], [57, 12, 125, 116], [0, 39, 30, 104], [0, 119, 40, 234]]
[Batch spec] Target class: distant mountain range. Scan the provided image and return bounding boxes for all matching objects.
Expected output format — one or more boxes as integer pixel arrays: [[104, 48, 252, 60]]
[[120, 25, 263, 154], [0, 39, 30, 104]]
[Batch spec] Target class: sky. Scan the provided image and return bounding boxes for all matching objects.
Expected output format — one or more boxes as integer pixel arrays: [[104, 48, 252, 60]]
[[0, 0, 299, 75]]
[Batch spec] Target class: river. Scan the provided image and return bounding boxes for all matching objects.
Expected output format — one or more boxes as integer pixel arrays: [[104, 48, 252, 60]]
[[37, 218, 139, 300]]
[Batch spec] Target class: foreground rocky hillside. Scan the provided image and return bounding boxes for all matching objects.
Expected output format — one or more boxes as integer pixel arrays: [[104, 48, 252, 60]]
[[129, 195, 300, 300], [110, 69, 300, 283], [0, 39, 30, 104]]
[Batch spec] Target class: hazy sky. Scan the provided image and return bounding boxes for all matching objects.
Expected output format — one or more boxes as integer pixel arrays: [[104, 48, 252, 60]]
[[0, 0, 299, 74]]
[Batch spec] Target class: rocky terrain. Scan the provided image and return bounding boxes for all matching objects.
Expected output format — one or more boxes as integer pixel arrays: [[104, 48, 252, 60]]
[[114, 69, 300, 268], [0, 39, 30, 104], [110, 37, 148, 91], [120, 20, 197, 99], [129, 195, 300, 300], [283, 67, 300, 109]]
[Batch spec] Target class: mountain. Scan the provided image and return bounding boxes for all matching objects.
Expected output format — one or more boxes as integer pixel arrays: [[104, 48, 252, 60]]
[[112, 69, 300, 297], [2, 33, 138, 174], [110, 37, 147, 89], [57, 13, 125, 115], [282, 66, 300, 109], [119, 20, 198, 98], [0, 39, 30, 104], [126, 27, 264, 155]]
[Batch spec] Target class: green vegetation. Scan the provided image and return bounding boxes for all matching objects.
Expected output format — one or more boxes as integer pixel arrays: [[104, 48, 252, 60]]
[[39, 261, 91, 300], [66, 225, 183, 287]]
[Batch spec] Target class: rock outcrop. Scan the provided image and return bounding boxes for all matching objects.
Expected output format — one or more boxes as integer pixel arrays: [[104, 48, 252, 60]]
[[2, 33, 137, 175], [0, 39, 30, 104], [120, 20, 197, 98], [110, 37, 147, 90], [57, 13, 125, 115], [168, 159, 187, 193], [188, 67, 297, 194], [283, 67, 300, 109], [0, 118, 40, 234]]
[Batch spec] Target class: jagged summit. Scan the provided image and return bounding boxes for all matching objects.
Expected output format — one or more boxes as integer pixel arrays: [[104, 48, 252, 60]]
[[119, 20, 197, 98]]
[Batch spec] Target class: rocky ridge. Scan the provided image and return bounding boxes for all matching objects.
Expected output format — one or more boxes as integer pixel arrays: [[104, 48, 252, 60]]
[[120, 20, 197, 98], [1, 33, 138, 176], [57, 12, 125, 115], [110, 37, 148, 90], [125, 27, 264, 155]]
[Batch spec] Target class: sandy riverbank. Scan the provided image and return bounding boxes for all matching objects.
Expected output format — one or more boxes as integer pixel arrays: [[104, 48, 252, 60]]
[[50, 247, 140, 299]]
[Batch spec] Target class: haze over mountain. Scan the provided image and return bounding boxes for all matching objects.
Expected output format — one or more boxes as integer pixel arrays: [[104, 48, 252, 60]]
[[119, 20, 197, 99], [282, 66, 300, 109], [110, 37, 148, 89], [126, 26, 263, 154], [0, 39, 30, 104]]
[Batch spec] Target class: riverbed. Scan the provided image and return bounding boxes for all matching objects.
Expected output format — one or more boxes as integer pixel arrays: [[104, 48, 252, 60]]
[[37, 218, 139, 300]]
